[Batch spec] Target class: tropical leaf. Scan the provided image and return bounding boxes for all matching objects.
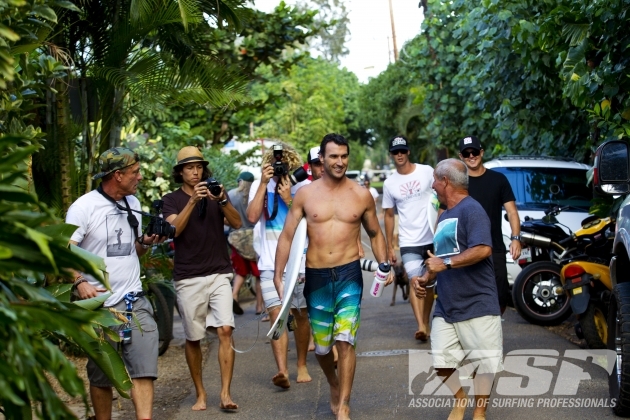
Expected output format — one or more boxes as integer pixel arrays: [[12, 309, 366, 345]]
[[562, 23, 590, 47]]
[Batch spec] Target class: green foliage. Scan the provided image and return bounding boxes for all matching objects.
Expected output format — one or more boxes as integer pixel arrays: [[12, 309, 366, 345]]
[[121, 122, 249, 210], [129, 2, 325, 147], [247, 57, 362, 152], [360, 0, 628, 162], [297, 0, 350, 63], [0, 135, 132, 419]]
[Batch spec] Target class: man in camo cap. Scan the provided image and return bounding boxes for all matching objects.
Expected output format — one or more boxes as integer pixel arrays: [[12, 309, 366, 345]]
[[67, 147, 163, 419]]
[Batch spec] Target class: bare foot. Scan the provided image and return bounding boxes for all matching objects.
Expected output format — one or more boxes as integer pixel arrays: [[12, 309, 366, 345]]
[[447, 396, 468, 420], [192, 392, 207, 411], [272, 372, 290, 389], [390, 301, 395, 306], [330, 382, 340, 414], [220, 394, 238, 410], [297, 365, 312, 383], [472, 415, 486, 420], [308, 336, 315, 352], [337, 401, 350, 420]]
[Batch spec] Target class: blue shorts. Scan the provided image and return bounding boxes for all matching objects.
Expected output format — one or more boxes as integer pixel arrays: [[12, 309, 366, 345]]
[[304, 260, 363, 355]]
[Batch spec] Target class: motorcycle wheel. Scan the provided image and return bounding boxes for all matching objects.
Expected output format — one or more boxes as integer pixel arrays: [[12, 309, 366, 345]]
[[579, 303, 608, 349], [608, 283, 630, 416], [512, 261, 571, 326]]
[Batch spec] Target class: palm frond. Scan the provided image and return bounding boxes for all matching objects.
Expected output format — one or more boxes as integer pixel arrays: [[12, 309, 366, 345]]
[[562, 23, 590, 47]]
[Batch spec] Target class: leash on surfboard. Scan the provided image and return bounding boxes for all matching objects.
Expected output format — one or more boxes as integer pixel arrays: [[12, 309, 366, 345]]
[[230, 311, 269, 354]]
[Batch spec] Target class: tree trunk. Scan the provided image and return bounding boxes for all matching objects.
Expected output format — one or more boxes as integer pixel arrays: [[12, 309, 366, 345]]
[[56, 77, 73, 213]]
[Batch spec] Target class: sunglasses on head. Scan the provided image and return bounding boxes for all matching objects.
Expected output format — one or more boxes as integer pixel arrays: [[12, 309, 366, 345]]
[[461, 149, 481, 158]]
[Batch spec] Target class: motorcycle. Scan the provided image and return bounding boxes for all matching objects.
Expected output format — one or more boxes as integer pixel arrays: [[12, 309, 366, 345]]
[[511, 207, 613, 326], [561, 216, 615, 349]]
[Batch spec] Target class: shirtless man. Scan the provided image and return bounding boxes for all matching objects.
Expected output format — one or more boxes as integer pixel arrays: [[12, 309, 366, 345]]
[[274, 133, 393, 420]]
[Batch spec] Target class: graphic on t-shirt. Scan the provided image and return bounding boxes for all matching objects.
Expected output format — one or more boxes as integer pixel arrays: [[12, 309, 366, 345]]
[[433, 218, 460, 257], [398, 180, 426, 202], [265, 191, 289, 240], [106, 213, 133, 257]]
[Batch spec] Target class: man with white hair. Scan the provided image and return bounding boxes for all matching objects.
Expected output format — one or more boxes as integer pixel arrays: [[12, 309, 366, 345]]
[[415, 158, 503, 420]]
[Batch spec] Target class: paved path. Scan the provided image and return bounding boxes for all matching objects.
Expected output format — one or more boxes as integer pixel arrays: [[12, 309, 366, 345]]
[[170, 239, 615, 419]]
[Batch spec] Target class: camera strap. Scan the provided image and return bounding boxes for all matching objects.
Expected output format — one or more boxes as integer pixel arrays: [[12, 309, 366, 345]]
[[97, 185, 140, 240], [263, 182, 280, 221]]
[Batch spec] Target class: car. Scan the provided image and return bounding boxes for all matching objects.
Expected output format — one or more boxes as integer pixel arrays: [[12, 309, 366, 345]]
[[484, 156, 593, 285], [346, 170, 361, 181]]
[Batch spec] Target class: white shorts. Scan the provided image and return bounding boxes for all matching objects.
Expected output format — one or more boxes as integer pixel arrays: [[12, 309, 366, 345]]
[[175, 273, 235, 341], [431, 315, 504, 374], [259, 270, 307, 310]]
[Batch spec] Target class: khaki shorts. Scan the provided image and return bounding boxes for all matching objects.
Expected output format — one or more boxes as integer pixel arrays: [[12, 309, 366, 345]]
[[175, 273, 234, 341], [87, 296, 158, 387], [431, 315, 504, 374]]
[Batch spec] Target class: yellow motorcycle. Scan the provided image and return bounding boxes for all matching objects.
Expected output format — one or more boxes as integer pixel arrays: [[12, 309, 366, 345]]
[[560, 216, 614, 349]]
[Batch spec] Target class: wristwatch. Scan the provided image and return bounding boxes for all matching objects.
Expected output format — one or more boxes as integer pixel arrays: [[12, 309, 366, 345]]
[[510, 235, 521, 241], [219, 198, 228, 207], [443, 257, 452, 270]]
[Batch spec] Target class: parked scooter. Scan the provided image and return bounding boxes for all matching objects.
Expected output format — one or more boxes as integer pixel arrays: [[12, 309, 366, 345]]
[[560, 216, 615, 348], [512, 208, 613, 326]]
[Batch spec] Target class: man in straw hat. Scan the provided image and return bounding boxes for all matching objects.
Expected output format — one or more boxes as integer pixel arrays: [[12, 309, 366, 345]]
[[162, 146, 242, 411], [66, 147, 164, 419]]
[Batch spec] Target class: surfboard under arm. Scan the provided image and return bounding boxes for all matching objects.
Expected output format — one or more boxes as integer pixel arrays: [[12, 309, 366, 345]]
[[267, 218, 308, 340]]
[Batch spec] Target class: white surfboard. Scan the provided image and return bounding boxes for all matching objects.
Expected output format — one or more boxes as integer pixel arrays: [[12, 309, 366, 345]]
[[267, 218, 308, 340], [427, 190, 440, 235]]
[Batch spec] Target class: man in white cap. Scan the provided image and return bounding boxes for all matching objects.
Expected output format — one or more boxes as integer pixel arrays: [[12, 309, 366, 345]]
[[162, 146, 242, 411], [307, 146, 324, 180], [382, 135, 437, 341]]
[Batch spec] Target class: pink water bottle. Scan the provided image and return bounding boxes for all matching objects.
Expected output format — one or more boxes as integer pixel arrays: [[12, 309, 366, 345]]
[[370, 262, 390, 297]]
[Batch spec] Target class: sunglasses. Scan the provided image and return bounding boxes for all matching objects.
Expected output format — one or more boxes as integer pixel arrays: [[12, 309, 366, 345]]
[[390, 150, 407, 156], [461, 149, 481, 158]]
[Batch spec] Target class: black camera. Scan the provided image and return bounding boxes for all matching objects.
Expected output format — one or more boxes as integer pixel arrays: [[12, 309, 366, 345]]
[[272, 145, 289, 177], [271, 145, 308, 185], [205, 177, 223, 197], [145, 200, 176, 239]]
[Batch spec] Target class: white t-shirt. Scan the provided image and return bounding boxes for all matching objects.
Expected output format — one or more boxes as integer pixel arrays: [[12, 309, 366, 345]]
[[369, 187, 379, 201], [249, 178, 309, 271], [382, 164, 435, 247], [66, 190, 143, 307]]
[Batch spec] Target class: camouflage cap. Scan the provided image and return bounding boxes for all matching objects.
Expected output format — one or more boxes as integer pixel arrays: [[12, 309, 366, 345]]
[[92, 147, 139, 180]]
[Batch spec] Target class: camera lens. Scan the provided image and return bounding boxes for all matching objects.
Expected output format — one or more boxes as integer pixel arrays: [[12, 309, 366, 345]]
[[289, 167, 308, 185]]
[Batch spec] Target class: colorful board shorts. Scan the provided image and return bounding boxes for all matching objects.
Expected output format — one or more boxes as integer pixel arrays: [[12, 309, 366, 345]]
[[304, 260, 363, 355]]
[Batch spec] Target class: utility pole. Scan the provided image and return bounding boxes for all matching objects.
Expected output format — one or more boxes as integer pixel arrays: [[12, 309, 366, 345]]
[[388, 0, 398, 61]]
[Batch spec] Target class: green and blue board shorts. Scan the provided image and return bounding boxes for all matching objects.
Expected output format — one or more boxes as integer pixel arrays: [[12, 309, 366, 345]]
[[304, 260, 363, 355]]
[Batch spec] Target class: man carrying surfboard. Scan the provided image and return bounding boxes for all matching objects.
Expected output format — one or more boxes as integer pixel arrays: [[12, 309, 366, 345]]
[[246, 142, 312, 389], [382, 135, 437, 341], [274, 133, 394, 420]]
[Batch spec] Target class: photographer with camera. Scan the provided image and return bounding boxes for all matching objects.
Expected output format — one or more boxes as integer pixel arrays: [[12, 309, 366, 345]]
[[66, 147, 166, 420], [246, 142, 312, 389], [162, 146, 241, 411]]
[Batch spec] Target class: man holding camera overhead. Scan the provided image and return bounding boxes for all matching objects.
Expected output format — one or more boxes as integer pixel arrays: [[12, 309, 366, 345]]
[[66, 147, 164, 420], [162, 146, 242, 411], [246, 142, 312, 389]]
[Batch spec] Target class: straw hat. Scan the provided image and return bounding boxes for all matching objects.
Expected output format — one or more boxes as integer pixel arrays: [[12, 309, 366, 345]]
[[174, 146, 208, 167]]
